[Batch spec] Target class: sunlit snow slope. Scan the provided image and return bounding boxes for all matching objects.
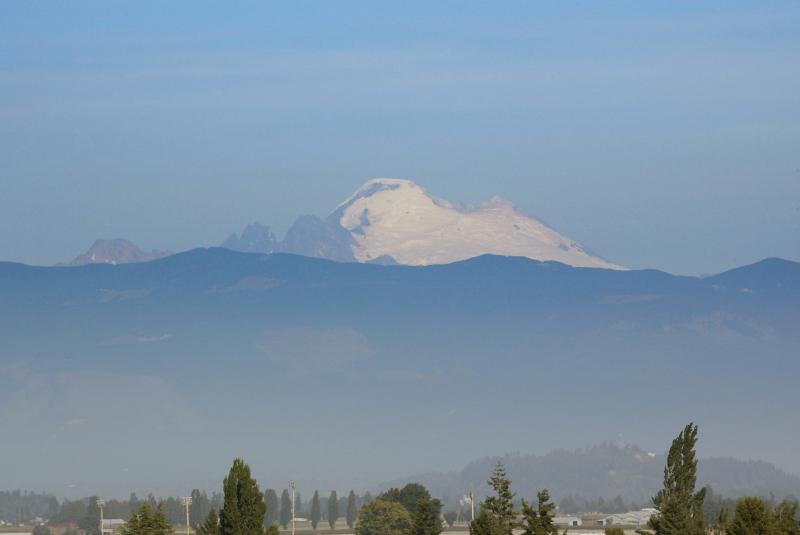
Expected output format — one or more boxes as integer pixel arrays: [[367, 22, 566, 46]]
[[330, 178, 624, 269]]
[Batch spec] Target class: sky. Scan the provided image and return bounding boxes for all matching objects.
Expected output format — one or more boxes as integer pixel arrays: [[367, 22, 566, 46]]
[[1, 1, 799, 274]]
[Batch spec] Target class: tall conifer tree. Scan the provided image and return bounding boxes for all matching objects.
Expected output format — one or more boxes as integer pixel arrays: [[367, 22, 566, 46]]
[[279, 490, 291, 529], [648, 423, 707, 535], [219, 459, 266, 535], [520, 490, 559, 535], [328, 491, 339, 529], [310, 491, 321, 529], [346, 491, 357, 529], [469, 462, 516, 535], [263, 490, 278, 527]]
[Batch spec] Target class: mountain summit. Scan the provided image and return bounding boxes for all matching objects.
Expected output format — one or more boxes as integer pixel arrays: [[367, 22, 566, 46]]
[[328, 178, 623, 268], [64, 238, 172, 266]]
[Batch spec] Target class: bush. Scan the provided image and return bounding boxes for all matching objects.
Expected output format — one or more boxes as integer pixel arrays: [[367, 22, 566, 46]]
[[604, 527, 625, 535], [355, 499, 412, 535]]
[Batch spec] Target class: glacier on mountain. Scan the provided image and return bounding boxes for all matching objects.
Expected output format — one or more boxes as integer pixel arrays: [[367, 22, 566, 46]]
[[329, 178, 623, 269]]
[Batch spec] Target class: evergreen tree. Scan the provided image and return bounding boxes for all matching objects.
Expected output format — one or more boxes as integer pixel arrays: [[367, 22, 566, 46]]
[[79, 497, 101, 535], [469, 462, 516, 535], [409, 495, 444, 535], [648, 423, 707, 535], [346, 491, 357, 529], [196, 509, 219, 535], [363, 492, 373, 506], [191, 490, 212, 527], [263, 490, 279, 527], [712, 506, 730, 535], [520, 489, 559, 535], [310, 491, 321, 530], [328, 491, 339, 529], [279, 490, 291, 529], [119, 502, 173, 535], [772, 500, 800, 535], [730, 497, 774, 535], [219, 459, 267, 535]]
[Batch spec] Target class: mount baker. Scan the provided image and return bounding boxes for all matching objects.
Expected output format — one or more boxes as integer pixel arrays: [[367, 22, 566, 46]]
[[65, 179, 622, 269]]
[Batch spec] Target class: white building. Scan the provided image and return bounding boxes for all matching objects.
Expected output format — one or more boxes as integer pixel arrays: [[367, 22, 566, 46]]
[[597, 508, 658, 526], [553, 515, 582, 527], [102, 518, 127, 535]]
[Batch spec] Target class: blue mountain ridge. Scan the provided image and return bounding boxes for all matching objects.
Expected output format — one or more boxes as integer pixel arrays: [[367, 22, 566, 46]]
[[0, 250, 798, 496]]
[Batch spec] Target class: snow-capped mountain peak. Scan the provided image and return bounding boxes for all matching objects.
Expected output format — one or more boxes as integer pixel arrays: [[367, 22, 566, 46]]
[[329, 178, 624, 269]]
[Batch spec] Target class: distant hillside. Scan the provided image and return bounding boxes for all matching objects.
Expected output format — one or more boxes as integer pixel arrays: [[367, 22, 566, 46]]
[[386, 444, 800, 506], [0, 249, 798, 495]]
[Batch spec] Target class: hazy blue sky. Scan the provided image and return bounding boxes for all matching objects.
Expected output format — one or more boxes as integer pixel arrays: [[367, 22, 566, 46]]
[[1, 1, 798, 274]]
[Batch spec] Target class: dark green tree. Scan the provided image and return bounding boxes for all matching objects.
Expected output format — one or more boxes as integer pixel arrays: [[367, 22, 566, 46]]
[[79, 497, 101, 535], [469, 462, 516, 535], [379, 484, 433, 516], [346, 491, 358, 529], [409, 495, 444, 535], [648, 423, 707, 535], [196, 509, 219, 535], [119, 502, 173, 535], [520, 489, 559, 535], [712, 506, 730, 535], [279, 490, 291, 529], [355, 500, 412, 535], [263, 490, 279, 527], [328, 491, 339, 529], [55, 500, 87, 525], [191, 490, 212, 527], [772, 500, 800, 535], [730, 497, 775, 535], [219, 459, 266, 535], [310, 491, 321, 529]]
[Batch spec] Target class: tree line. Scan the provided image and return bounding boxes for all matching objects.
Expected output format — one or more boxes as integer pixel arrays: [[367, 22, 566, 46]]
[[115, 460, 446, 535], [463, 422, 800, 535], [7, 423, 800, 535]]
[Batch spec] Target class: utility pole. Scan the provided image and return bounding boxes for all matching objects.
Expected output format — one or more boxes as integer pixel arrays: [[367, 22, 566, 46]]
[[97, 499, 106, 535], [289, 481, 295, 535], [183, 496, 192, 535], [470, 492, 474, 522]]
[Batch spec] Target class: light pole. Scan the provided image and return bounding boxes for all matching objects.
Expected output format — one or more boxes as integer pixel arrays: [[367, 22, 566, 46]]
[[183, 496, 192, 535], [97, 499, 106, 535], [289, 481, 295, 535]]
